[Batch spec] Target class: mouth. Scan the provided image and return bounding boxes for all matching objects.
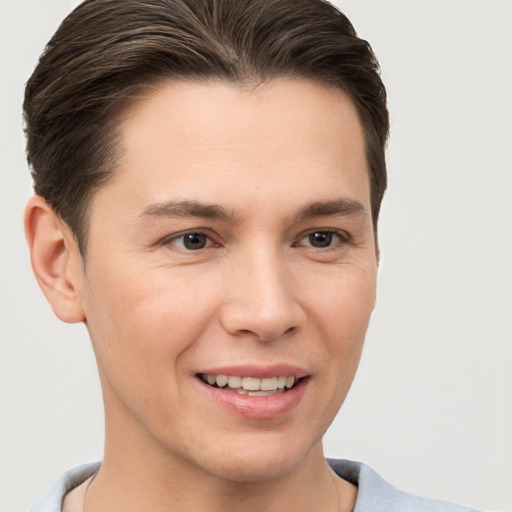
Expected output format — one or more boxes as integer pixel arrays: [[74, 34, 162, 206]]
[[197, 373, 301, 396]]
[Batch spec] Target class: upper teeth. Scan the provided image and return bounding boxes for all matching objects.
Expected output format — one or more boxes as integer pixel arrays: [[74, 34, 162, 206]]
[[202, 374, 296, 391]]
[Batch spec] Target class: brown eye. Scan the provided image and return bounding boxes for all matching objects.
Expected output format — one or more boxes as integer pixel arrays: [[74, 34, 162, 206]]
[[309, 232, 333, 247], [169, 232, 210, 250], [300, 231, 343, 248]]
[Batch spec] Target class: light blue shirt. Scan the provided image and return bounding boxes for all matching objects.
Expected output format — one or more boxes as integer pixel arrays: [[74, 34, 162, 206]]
[[31, 459, 482, 511]]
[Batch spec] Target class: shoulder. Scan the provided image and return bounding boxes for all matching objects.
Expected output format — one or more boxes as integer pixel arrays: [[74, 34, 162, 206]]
[[30, 461, 100, 512], [328, 459, 483, 512]]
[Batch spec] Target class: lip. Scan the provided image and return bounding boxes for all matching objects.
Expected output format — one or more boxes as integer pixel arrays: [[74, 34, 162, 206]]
[[194, 364, 310, 419], [195, 364, 310, 380]]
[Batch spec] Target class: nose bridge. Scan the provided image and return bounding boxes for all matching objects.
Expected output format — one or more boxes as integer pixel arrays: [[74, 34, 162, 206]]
[[220, 243, 302, 341]]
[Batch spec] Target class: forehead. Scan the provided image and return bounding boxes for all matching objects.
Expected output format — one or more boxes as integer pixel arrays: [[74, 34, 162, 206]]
[[95, 78, 370, 218], [119, 78, 365, 158]]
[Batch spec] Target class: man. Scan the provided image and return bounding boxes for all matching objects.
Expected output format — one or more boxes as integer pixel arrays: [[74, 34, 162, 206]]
[[23, 1, 480, 511]]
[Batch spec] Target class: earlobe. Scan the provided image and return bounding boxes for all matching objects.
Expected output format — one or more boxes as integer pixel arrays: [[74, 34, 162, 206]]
[[24, 195, 86, 324]]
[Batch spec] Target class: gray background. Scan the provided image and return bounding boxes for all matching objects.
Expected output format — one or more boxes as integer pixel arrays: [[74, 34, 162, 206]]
[[1, 1, 510, 511]]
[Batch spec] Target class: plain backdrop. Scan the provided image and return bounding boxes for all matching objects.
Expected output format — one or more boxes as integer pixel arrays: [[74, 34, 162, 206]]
[[1, 1, 510, 511]]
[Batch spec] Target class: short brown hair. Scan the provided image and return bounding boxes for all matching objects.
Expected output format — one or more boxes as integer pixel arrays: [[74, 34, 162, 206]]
[[24, 0, 388, 255]]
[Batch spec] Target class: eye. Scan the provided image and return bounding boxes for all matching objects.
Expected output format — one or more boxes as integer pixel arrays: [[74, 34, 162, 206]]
[[167, 232, 212, 251], [299, 230, 344, 248]]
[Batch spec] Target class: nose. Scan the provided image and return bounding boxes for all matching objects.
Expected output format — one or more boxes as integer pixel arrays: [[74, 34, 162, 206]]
[[219, 249, 305, 342]]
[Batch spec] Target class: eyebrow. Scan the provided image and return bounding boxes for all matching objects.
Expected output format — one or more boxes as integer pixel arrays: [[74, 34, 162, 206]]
[[295, 198, 368, 222], [138, 200, 237, 222], [137, 197, 367, 224]]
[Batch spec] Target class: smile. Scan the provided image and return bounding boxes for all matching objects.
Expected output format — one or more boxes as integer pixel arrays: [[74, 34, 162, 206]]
[[196, 369, 309, 418], [199, 374, 299, 396]]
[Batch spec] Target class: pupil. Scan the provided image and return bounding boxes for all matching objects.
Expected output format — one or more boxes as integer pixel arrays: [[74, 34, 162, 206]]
[[184, 233, 207, 250], [309, 232, 332, 248]]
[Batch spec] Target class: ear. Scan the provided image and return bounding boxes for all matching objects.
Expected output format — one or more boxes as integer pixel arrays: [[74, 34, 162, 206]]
[[25, 195, 86, 323]]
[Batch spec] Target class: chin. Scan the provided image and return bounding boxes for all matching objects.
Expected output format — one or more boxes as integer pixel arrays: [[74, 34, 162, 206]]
[[187, 433, 321, 483], [202, 455, 303, 483]]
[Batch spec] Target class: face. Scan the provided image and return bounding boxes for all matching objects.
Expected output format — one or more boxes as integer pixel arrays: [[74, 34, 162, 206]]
[[75, 79, 377, 482]]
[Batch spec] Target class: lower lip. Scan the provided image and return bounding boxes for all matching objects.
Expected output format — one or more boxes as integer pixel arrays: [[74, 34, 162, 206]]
[[197, 378, 309, 419]]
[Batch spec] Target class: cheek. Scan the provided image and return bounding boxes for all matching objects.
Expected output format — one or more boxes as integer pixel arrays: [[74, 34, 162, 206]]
[[308, 263, 376, 338], [81, 265, 220, 386], [307, 266, 376, 391], [81, 270, 224, 433]]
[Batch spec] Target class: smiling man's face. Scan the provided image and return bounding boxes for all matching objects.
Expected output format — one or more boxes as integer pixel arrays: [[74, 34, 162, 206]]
[[72, 78, 378, 482]]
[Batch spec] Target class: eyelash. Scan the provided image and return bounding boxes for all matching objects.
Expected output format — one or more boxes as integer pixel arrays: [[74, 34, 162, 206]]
[[295, 229, 349, 250], [163, 231, 217, 251], [162, 228, 350, 252]]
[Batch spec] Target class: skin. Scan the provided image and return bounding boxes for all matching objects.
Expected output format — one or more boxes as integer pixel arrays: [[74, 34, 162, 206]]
[[26, 78, 378, 512]]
